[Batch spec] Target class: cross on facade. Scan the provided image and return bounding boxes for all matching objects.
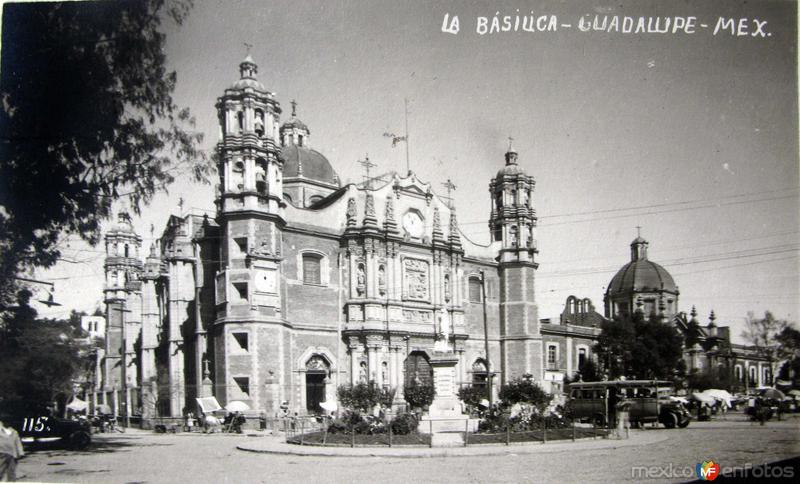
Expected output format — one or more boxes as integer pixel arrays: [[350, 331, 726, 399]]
[[358, 154, 377, 190], [441, 179, 456, 208], [290, 99, 297, 117]]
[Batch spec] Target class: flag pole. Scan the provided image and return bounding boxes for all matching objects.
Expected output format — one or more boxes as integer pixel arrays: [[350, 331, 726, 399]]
[[404, 98, 410, 174]]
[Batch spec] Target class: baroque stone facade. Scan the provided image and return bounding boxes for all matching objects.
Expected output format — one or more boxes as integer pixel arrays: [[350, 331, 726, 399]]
[[95, 57, 546, 419]]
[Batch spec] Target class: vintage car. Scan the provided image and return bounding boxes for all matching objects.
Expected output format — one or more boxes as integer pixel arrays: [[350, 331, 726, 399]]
[[6, 414, 92, 449], [567, 380, 691, 429]]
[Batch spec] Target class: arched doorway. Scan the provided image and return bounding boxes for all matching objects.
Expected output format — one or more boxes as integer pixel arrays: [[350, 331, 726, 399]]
[[305, 355, 329, 414], [404, 351, 432, 387]]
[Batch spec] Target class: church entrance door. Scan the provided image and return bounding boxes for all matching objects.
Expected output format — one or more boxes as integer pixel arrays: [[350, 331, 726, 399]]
[[305, 372, 326, 414]]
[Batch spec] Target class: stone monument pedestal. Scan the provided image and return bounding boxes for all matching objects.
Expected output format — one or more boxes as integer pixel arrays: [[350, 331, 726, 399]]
[[418, 352, 479, 434]]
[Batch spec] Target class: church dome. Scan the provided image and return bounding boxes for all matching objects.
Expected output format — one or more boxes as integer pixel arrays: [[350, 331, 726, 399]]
[[495, 147, 526, 178], [606, 237, 678, 296], [280, 144, 337, 185], [281, 117, 308, 131], [607, 259, 678, 295], [229, 54, 266, 91]]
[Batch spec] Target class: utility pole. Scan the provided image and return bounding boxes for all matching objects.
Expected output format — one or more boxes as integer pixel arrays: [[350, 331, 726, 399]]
[[480, 270, 493, 404], [111, 305, 132, 428]]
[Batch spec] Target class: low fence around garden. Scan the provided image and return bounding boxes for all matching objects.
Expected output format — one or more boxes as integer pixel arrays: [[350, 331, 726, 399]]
[[283, 415, 610, 448]]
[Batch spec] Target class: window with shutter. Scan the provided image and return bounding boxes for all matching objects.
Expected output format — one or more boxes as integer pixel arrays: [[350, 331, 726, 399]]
[[303, 253, 322, 285]]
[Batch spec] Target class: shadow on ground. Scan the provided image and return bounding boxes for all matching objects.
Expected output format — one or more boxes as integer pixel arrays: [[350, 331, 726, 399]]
[[24, 435, 174, 456]]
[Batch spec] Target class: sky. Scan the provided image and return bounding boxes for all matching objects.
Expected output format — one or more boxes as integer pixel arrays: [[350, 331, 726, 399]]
[[11, 0, 798, 342]]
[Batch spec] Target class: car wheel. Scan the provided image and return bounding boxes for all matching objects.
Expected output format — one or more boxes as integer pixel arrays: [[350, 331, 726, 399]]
[[69, 430, 91, 450], [593, 414, 606, 427], [661, 412, 677, 429], [677, 417, 690, 428]]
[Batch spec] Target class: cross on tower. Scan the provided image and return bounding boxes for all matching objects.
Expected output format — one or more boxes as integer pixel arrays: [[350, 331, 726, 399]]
[[358, 154, 377, 190], [178, 197, 185, 214], [244, 42, 253, 55], [636, 225, 642, 237], [441, 179, 457, 209], [507, 136, 515, 151], [290, 99, 297, 117]]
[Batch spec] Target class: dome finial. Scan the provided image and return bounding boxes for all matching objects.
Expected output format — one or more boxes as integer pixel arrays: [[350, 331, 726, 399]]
[[239, 44, 257, 79], [291, 99, 297, 117], [504, 136, 518, 165], [630, 229, 648, 261]]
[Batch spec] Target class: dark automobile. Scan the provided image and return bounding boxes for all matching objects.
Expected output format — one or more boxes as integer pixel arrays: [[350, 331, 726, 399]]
[[7, 414, 92, 449], [567, 380, 691, 429]]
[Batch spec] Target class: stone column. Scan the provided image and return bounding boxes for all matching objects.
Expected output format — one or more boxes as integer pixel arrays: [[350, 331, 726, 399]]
[[348, 337, 361, 385]]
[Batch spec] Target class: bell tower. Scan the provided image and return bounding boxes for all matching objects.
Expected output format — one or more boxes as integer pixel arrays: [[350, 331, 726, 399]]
[[214, 55, 286, 410], [489, 142, 543, 384], [102, 209, 143, 415], [215, 54, 284, 215]]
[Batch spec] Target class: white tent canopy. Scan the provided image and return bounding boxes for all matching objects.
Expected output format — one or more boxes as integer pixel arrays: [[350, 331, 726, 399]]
[[66, 397, 88, 412], [196, 396, 222, 414]]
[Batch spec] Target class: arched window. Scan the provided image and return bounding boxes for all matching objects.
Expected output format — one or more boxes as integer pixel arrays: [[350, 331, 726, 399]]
[[124, 244, 129, 258], [237, 111, 244, 132], [254, 109, 265, 137], [472, 359, 488, 389], [735, 365, 743, 382], [577, 347, 588, 369], [468, 276, 482, 303], [302, 253, 322, 285], [749, 366, 757, 385]]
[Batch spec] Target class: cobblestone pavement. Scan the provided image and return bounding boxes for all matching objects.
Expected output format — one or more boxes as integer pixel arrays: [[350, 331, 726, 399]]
[[16, 414, 800, 483]]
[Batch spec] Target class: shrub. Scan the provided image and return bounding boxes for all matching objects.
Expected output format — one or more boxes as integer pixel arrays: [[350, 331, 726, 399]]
[[390, 412, 418, 435], [458, 385, 487, 407], [337, 383, 394, 414], [498, 374, 551, 413], [404, 383, 435, 410]]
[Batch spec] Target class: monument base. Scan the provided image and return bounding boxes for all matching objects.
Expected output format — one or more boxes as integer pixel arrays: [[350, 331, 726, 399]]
[[418, 351, 480, 434]]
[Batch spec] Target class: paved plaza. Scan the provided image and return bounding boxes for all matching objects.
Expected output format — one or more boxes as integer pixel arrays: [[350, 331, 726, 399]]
[[15, 415, 800, 483]]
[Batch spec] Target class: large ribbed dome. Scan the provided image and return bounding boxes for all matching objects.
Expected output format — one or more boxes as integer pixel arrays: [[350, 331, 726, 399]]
[[607, 237, 678, 296], [280, 145, 337, 185], [607, 259, 678, 295]]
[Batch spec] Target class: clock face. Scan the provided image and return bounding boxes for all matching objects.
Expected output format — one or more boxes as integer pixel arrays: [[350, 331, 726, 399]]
[[254, 269, 276, 293], [402, 211, 424, 238]]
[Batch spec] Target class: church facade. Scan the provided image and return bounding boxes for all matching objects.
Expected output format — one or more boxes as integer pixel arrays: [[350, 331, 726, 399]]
[[97, 56, 552, 420], [94, 57, 769, 422]]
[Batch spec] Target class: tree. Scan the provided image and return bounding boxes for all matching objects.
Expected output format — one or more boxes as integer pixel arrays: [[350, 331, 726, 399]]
[[0, 0, 211, 305], [741, 311, 790, 387], [0, 291, 89, 415], [595, 312, 684, 381]]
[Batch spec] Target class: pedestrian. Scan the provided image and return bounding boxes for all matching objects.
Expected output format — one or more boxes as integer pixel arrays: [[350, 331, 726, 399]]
[[0, 419, 24, 482], [615, 393, 631, 439]]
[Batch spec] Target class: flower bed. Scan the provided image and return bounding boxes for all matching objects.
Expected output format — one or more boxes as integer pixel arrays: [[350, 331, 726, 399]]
[[287, 431, 431, 447]]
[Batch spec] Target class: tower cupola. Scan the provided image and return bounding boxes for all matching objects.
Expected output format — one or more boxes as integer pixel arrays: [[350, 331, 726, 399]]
[[489, 140, 538, 264]]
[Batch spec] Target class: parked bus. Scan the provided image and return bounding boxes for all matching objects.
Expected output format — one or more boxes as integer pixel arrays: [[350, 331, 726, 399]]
[[567, 380, 690, 429]]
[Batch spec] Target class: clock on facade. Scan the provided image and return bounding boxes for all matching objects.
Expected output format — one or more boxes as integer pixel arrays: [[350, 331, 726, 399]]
[[402, 211, 424, 238], [254, 269, 276, 293]]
